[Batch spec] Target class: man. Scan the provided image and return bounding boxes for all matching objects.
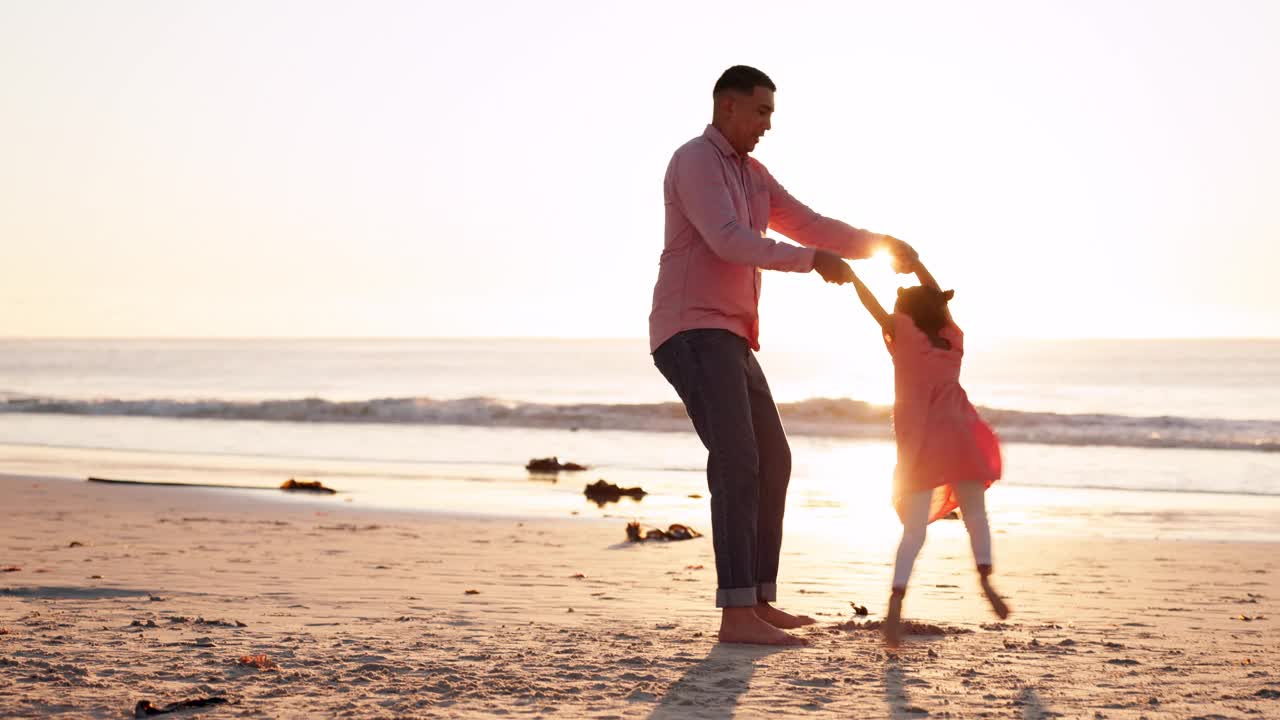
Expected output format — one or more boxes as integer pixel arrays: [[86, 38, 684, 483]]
[[649, 65, 917, 646]]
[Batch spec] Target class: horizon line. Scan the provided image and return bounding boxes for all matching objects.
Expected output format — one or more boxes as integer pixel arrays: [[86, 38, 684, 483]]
[[2, 334, 1279, 342]]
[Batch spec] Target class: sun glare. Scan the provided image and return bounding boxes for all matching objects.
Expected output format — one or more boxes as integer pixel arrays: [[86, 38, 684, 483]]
[[792, 441, 903, 551], [850, 247, 905, 301]]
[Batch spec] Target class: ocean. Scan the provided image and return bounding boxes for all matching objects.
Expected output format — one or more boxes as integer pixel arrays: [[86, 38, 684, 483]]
[[2, 337, 1278, 542]]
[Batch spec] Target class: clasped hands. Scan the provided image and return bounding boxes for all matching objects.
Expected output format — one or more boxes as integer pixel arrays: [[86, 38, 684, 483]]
[[813, 236, 918, 284]]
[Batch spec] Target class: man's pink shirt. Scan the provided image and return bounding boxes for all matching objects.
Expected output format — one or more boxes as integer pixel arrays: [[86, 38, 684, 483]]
[[649, 125, 880, 352]]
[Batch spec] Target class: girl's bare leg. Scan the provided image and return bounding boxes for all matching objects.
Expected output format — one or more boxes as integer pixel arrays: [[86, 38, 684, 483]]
[[978, 565, 1010, 619], [884, 587, 906, 648], [955, 482, 1009, 619], [886, 491, 931, 647]]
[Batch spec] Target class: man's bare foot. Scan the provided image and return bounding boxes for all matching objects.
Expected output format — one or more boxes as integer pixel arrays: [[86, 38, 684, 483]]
[[718, 607, 809, 646], [979, 576, 1010, 619], [754, 602, 817, 629], [883, 589, 905, 648]]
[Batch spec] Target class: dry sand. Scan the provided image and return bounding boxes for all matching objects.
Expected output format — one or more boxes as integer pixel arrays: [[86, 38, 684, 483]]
[[1, 473, 1278, 719]]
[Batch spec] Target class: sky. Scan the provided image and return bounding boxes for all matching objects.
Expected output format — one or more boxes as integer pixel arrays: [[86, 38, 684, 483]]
[[1, 1, 1277, 341]]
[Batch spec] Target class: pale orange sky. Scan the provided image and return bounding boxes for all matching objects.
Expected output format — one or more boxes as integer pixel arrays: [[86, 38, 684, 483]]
[[1, 1, 1277, 341]]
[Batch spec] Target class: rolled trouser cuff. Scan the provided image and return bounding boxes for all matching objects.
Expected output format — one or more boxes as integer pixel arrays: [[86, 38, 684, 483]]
[[757, 582, 777, 603], [716, 586, 758, 608]]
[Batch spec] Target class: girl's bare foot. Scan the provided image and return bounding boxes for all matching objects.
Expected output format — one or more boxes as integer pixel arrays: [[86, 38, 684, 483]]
[[718, 607, 809, 646], [754, 602, 817, 629], [977, 566, 1010, 619], [883, 589, 905, 648]]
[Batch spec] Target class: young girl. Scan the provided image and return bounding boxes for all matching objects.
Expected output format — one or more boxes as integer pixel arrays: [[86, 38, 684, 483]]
[[849, 259, 1009, 647]]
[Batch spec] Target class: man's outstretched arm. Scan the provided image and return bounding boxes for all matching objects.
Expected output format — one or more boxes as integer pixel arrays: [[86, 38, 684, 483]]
[[761, 165, 916, 265], [673, 144, 816, 273]]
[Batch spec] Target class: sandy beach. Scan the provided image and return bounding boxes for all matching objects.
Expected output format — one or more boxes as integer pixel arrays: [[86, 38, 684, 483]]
[[5, 0, 1280, 716], [0, 473, 1276, 719]]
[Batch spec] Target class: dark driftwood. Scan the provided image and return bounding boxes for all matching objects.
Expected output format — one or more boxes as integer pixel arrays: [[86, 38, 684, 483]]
[[525, 457, 589, 473], [278, 479, 337, 494], [625, 521, 702, 543], [583, 479, 646, 506], [87, 477, 337, 494]]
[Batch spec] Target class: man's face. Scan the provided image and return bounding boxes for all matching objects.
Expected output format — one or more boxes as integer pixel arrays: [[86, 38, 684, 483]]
[[724, 86, 774, 155]]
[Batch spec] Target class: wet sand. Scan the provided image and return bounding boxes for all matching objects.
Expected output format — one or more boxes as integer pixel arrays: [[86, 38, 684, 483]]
[[1, 473, 1277, 718]]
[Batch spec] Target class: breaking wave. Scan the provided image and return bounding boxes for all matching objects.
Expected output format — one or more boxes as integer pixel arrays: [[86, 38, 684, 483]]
[[3, 394, 1277, 453]]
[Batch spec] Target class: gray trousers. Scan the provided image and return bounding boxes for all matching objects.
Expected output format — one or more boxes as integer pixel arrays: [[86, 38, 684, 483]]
[[653, 329, 792, 608]]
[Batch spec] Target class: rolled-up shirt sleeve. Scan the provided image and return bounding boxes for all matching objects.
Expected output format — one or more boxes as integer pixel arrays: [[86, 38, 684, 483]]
[[762, 165, 879, 260], [672, 144, 817, 273]]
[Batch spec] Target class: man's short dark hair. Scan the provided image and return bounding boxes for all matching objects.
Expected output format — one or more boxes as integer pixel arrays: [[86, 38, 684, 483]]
[[713, 65, 775, 96]]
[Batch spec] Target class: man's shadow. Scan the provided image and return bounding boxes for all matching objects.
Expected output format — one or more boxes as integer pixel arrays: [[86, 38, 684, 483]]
[[648, 642, 784, 720]]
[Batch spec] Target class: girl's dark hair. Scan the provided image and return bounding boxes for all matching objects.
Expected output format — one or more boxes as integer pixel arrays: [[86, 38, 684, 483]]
[[895, 285, 956, 350]]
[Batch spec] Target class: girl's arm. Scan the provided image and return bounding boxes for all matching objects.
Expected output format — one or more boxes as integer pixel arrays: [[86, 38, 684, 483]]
[[913, 259, 941, 290], [850, 270, 893, 336], [911, 259, 956, 325]]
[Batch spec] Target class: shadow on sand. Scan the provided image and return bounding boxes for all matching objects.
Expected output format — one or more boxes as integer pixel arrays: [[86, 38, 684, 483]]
[[1017, 686, 1055, 719], [1, 585, 155, 600], [649, 642, 786, 720], [884, 660, 1057, 719], [883, 661, 923, 719]]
